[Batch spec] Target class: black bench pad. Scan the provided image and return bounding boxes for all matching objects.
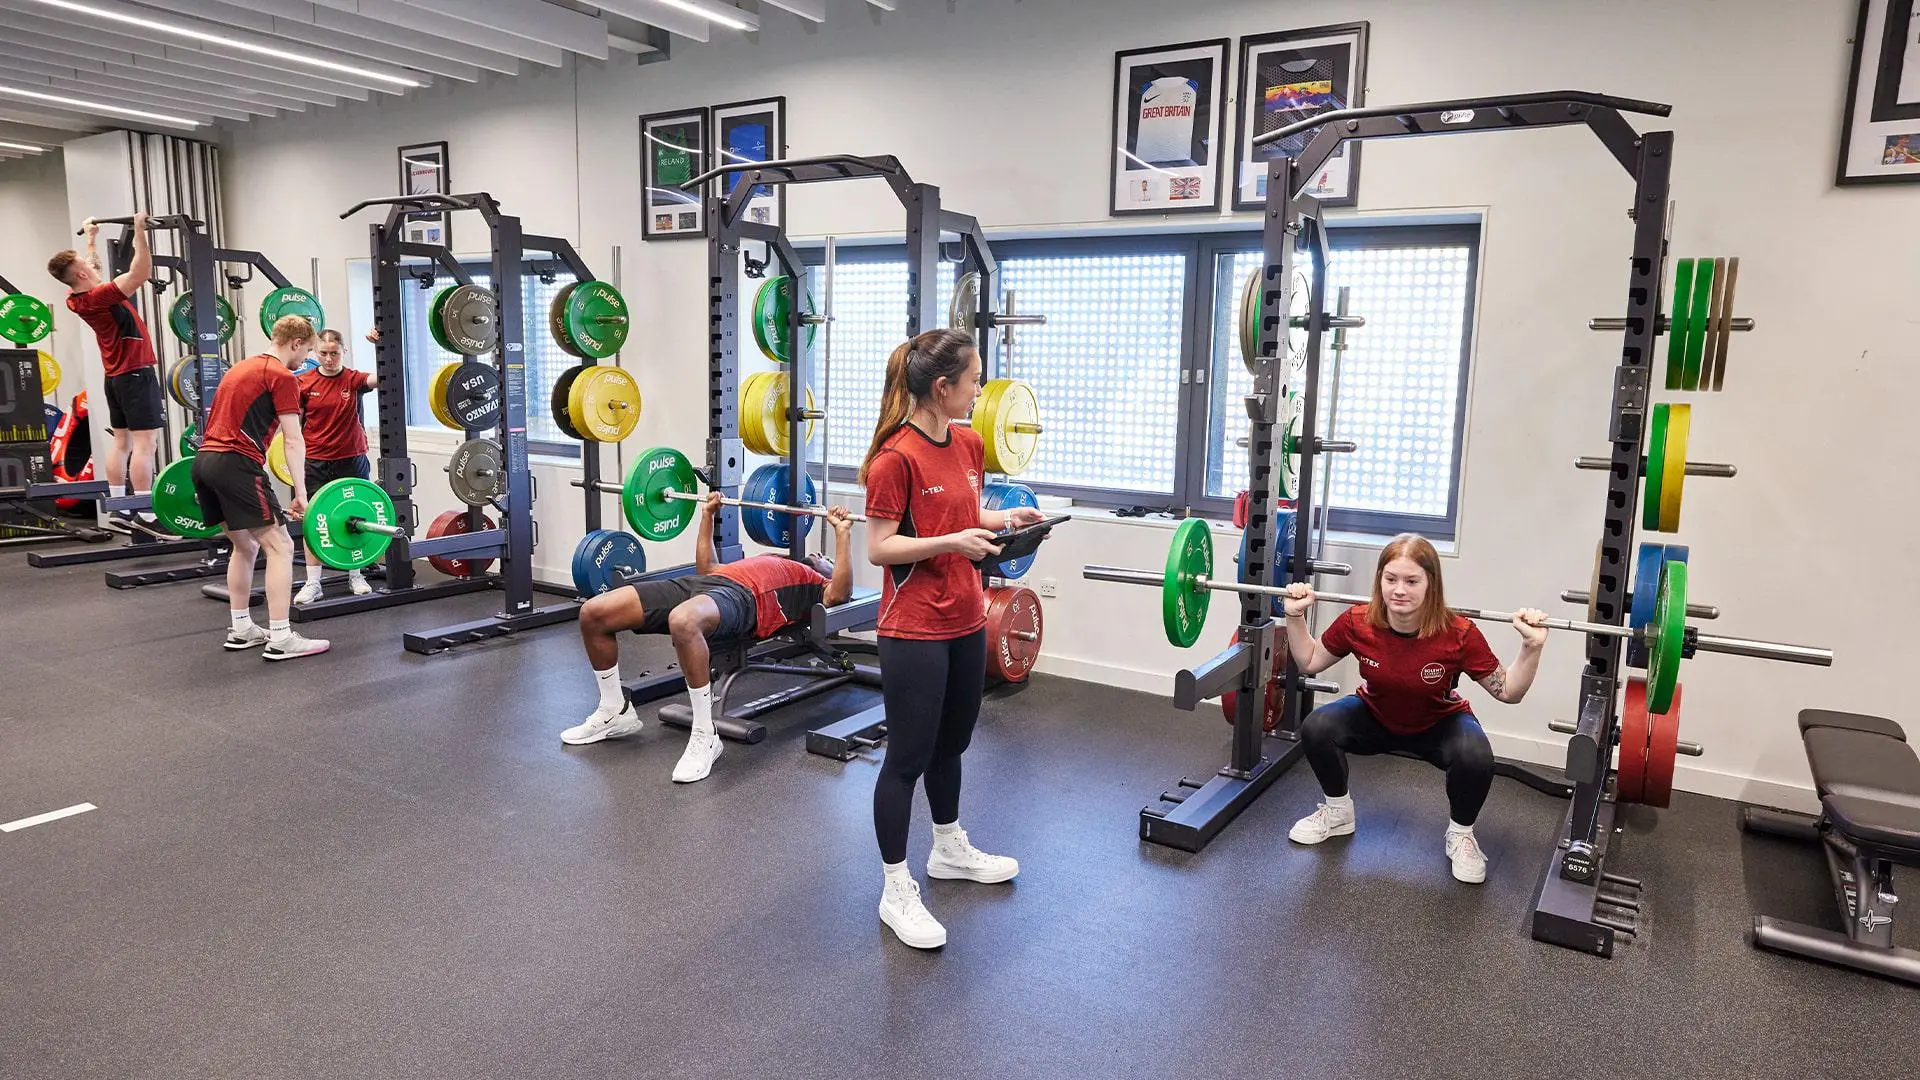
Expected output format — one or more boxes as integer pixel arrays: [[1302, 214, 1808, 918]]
[[1802, 723, 1920, 860]]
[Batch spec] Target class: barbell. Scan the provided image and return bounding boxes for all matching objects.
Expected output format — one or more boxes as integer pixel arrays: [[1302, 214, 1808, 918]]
[[574, 446, 857, 547]]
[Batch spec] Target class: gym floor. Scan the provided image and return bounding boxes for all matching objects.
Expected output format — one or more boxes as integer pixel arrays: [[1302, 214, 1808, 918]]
[[1, 553, 1912, 1080]]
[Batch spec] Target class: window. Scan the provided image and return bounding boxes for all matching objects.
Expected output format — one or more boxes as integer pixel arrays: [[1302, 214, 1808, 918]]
[[802, 223, 1478, 534], [397, 266, 577, 456]]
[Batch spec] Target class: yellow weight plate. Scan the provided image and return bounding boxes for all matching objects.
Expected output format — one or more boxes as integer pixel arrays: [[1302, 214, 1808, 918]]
[[980, 379, 1040, 476], [743, 371, 815, 458], [1659, 403, 1689, 531], [37, 351, 60, 397], [738, 371, 772, 456], [267, 431, 293, 486], [567, 364, 643, 442], [972, 377, 1005, 450], [430, 362, 462, 430]]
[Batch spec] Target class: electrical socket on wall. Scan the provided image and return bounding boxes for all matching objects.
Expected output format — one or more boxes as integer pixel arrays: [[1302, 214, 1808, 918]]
[[1037, 578, 1058, 598]]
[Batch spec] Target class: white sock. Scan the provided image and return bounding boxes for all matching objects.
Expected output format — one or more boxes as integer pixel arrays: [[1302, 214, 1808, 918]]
[[268, 618, 291, 644], [688, 683, 714, 737], [883, 861, 912, 887], [1447, 819, 1474, 836], [230, 609, 254, 632], [933, 820, 962, 840], [109, 483, 127, 498], [347, 568, 367, 581], [305, 563, 323, 584], [1326, 792, 1354, 813], [594, 664, 624, 711]]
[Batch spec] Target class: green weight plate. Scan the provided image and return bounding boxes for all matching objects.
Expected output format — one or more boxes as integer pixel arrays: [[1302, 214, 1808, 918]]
[[1286, 268, 1311, 363], [1277, 393, 1302, 499], [0, 292, 54, 345], [1642, 403, 1670, 532], [1683, 256, 1713, 391], [178, 423, 200, 458], [551, 363, 588, 440], [752, 276, 817, 363], [1238, 270, 1260, 373], [258, 285, 325, 337], [550, 282, 581, 357], [1664, 258, 1692, 391], [1645, 559, 1687, 714], [562, 279, 630, 360], [306, 475, 399, 571], [621, 446, 700, 542], [151, 457, 221, 539], [1163, 517, 1213, 649], [428, 286, 457, 354], [166, 292, 236, 345]]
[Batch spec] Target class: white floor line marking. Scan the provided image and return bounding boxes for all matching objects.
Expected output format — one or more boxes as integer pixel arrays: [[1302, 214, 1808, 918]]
[[1, 803, 98, 833]]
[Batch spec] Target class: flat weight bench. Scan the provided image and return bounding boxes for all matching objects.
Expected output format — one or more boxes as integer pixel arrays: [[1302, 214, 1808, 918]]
[[1742, 709, 1920, 983]]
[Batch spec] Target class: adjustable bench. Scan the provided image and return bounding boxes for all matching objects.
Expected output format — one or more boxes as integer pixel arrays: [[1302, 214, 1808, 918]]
[[1742, 709, 1920, 983]]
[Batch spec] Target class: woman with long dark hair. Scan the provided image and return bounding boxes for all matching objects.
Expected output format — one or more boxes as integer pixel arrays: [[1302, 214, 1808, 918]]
[[860, 328, 1046, 949]]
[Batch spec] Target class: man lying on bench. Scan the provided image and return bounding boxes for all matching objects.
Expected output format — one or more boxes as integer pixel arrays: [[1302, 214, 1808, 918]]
[[563, 491, 855, 783]]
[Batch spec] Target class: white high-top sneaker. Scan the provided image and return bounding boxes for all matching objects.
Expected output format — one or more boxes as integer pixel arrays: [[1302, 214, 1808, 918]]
[[1288, 800, 1357, 844], [879, 874, 946, 949], [926, 827, 1019, 883]]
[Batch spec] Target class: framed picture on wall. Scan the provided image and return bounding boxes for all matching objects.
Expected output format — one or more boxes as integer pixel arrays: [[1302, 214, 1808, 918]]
[[640, 108, 709, 239], [1837, 0, 1920, 185], [1109, 39, 1230, 216], [1232, 23, 1369, 210], [396, 140, 450, 246], [708, 96, 787, 227]]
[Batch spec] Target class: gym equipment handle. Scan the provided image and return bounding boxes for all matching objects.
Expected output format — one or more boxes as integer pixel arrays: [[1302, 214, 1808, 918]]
[[680, 154, 905, 191], [1252, 90, 1673, 146], [340, 194, 475, 219], [1589, 316, 1755, 333], [1549, 719, 1703, 756], [1079, 564, 1832, 666], [1561, 589, 1718, 620], [1574, 456, 1736, 478], [77, 214, 201, 235]]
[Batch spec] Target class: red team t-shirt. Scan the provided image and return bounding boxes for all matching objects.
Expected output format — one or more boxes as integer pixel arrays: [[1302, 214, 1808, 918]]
[[864, 423, 987, 640], [296, 367, 373, 460], [199, 354, 301, 465], [1320, 605, 1501, 735], [66, 282, 157, 377], [712, 555, 829, 640]]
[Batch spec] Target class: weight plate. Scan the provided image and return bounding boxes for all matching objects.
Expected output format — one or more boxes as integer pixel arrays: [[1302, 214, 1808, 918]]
[[37, 351, 60, 396], [737, 371, 771, 456], [1587, 540, 1605, 624], [166, 292, 236, 345], [44, 403, 63, 443], [1286, 268, 1311, 364], [741, 371, 816, 457], [1164, 517, 1212, 648], [948, 271, 981, 341], [307, 476, 399, 571], [1642, 403, 1670, 532], [1238, 269, 1260, 373], [562, 279, 631, 360], [428, 362, 461, 430], [981, 482, 1040, 579], [438, 284, 498, 355], [425, 510, 497, 578], [267, 431, 292, 486], [1645, 558, 1687, 715], [622, 446, 700, 542], [1683, 257, 1713, 392], [0, 292, 54, 345], [1711, 257, 1738, 391], [178, 423, 200, 458], [443, 361, 502, 430], [1617, 676, 1652, 805], [446, 437, 503, 507], [550, 282, 581, 357], [427, 286, 457, 354], [1664, 258, 1692, 391], [172, 356, 231, 415], [1277, 393, 1302, 500], [740, 462, 817, 548], [567, 364, 642, 443], [1699, 257, 1726, 393], [1626, 542, 1664, 669], [292, 357, 318, 377], [550, 364, 588, 440], [258, 285, 325, 337], [1218, 630, 1285, 734], [151, 457, 221, 539], [1642, 682, 1684, 808], [752, 276, 817, 363], [980, 378, 1040, 476], [166, 357, 189, 408], [1658, 403, 1689, 532], [985, 585, 1043, 683], [571, 528, 645, 596]]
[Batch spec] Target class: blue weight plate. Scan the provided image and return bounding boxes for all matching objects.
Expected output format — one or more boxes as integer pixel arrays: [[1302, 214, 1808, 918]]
[[1626, 542, 1665, 668], [44, 403, 63, 442], [574, 529, 647, 596], [740, 465, 778, 547], [987, 482, 1039, 579], [573, 530, 607, 596], [741, 464, 817, 548]]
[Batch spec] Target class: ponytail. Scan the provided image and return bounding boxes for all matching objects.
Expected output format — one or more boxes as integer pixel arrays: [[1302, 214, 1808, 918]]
[[857, 327, 977, 485]]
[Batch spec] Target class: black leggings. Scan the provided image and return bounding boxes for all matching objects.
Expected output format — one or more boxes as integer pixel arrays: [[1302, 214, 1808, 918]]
[[873, 630, 987, 864], [1299, 695, 1495, 826]]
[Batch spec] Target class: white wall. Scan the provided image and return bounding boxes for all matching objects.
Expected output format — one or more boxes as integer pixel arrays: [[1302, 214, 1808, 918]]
[[189, 0, 1913, 808], [0, 150, 81, 410]]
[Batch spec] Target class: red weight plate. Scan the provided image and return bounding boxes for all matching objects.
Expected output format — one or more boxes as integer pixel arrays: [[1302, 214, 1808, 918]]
[[1616, 677, 1652, 804], [1640, 684, 1684, 808], [985, 585, 1044, 683], [1232, 490, 1250, 530], [1218, 630, 1283, 734], [426, 510, 497, 578]]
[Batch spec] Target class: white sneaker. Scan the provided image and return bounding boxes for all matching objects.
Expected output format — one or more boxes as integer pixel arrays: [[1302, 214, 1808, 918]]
[[671, 731, 723, 783], [294, 581, 323, 605], [347, 571, 373, 596], [1288, 800, 1357, 844], [560, 701, 642, 745], [223, 624, 268, 651], [1446, 828, 1488, 884], [878, 875, 947, 949], [926, 827, 1020, 883], [262, 631, 330, 661]]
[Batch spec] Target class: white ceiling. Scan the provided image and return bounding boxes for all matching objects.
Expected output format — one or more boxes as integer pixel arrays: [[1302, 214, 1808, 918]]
[[0, 0, 898, 161]]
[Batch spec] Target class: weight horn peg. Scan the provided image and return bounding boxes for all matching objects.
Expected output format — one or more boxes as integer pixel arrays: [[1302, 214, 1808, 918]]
[[1549, 717, 1703, 756], [1574, 456, 1736, 478], [1561, 589, 1718, 620], [1588, 316, 1754, 333]]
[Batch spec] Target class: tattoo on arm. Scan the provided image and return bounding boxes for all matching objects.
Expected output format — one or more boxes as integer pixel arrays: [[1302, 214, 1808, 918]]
[[1479, 666, 1508, 697]]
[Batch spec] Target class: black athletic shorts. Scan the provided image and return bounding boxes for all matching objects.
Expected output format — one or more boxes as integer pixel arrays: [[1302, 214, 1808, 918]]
[[305, 454, 370, 494], [190, 449, 285, 533], [629, 575, 758, 641], [104, 366, 165, 432]]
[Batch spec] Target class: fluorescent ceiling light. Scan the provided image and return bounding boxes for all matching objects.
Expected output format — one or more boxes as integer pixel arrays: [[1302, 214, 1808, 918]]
[[0, 140, 49, 152], [22, 0, 422, 87], [653, 0, 754, 32], [0, 85, 201, 126]]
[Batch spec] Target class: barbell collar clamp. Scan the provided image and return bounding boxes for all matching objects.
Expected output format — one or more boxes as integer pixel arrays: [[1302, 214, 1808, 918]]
[[1575, 456, 1737, 478], [1560, 589, 1718, 620], [1588, 316, 1755, 333]]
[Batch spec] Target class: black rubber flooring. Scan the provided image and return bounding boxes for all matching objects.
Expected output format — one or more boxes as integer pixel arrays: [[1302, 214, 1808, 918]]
[[0, 546, 1913, 1079]]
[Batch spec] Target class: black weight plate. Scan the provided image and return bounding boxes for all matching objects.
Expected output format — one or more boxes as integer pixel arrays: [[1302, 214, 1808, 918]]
[[551, 363, 587, 440], [443, 362, 501, 430]]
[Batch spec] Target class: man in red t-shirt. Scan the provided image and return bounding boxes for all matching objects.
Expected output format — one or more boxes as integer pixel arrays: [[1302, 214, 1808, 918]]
[[293, 328, 380, 604], [190, 314, 329, 663], [1278, 534, 1547, 884], [47, 213, 164, 528], [563, 490, 855, 784]]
